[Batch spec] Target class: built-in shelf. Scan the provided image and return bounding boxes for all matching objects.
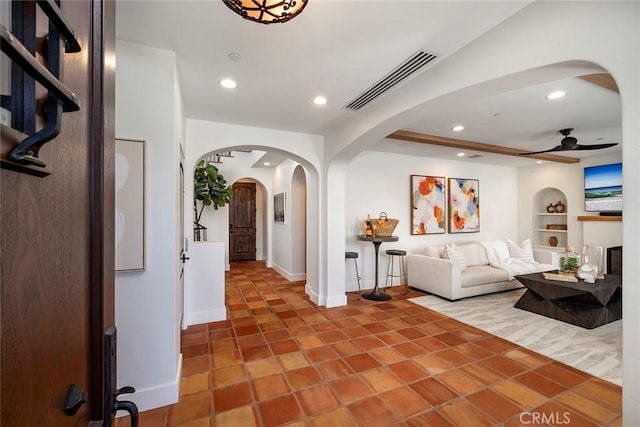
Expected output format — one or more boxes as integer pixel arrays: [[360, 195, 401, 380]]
[[577, 216, 622, 222], [533, 188, 568, 248]]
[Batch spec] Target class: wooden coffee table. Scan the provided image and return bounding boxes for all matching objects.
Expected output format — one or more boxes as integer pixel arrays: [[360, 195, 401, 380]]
[[514, 272, 622, 329]]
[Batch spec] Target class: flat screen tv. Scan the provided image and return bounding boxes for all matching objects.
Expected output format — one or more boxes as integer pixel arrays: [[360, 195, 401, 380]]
[[584, 162, 622, 214]]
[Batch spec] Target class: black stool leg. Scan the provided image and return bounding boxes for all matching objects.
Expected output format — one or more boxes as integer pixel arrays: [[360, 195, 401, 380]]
[[354, 258, 362, 291]]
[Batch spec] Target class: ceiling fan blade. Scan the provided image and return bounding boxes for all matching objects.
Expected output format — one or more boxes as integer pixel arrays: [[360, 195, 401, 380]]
[[519, 145, 564, 155], [573, 143, 619, 151]]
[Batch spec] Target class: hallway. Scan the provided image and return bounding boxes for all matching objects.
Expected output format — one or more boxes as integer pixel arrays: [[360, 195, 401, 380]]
[[117, 261, 622, 426]]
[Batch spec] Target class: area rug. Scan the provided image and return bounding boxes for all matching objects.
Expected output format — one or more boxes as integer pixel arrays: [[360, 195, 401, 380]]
[[409, 289, 622, 386]]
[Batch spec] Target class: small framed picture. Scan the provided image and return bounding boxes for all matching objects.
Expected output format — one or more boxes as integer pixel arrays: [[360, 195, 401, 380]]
[[448, 178, 479, 233], [410, 175, 446, 235], [274, 192, 285, 223]]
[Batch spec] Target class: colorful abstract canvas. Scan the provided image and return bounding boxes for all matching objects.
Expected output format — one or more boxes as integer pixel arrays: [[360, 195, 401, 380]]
[[448, 178, 479, 233], [410, 175, 446, 235]]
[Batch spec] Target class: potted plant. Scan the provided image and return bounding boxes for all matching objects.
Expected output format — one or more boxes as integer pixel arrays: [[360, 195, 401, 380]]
[[193, 160, 233, 241]]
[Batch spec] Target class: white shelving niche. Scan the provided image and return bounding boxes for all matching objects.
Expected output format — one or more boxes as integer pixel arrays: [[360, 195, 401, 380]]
[[532, 187, 568, 249]]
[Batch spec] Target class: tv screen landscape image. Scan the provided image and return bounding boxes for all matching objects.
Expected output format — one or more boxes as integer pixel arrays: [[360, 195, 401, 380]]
[[584, 163, 622, 213]]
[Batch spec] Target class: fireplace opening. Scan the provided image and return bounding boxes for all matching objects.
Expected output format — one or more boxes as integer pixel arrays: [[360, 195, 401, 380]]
[[607, 246, 622, 275]]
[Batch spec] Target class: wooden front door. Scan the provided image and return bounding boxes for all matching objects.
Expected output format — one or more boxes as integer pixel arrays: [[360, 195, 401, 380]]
[[1, 0, 115, 425], [229, 182, 256, 261]]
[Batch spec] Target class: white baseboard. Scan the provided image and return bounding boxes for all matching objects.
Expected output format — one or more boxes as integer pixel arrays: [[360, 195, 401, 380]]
[[305, 284, 347, 308], [187, 308, 227, 326], [272, 263, 306, 282], [117, 354, 182, 416]]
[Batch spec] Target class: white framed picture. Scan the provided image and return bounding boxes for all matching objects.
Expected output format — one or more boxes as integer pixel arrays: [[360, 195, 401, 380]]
[[274, 192, 285, 223], [115, 138, 145, 271]]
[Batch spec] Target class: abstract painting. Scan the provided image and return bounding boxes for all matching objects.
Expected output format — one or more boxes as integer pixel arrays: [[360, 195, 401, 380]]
[[448, 178, 479, 233], [410, 175, 446, 235]]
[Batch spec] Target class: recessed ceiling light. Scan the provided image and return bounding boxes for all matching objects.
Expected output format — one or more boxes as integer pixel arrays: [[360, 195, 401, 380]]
[[313, 96, 327, 106], [546, 90, 566, 100], [537, 160, 543, 164], [228, 53, 242, 61], [220, 78, 237, 89], [457, 152, 465, 157], [263, 162, 270, 166], [452, 125, 464, 132]]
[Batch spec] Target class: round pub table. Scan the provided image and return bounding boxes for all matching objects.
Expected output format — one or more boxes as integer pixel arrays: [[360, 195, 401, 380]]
[[357, 235, 399, 301]]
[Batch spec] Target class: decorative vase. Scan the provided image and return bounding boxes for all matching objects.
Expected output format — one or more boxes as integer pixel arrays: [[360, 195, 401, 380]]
[[582, 245, 605, 279], [554, 201, 566, 213], [548, 236, 558, 247], [546, 203, 556, 213], [577, 255, 596, 283]]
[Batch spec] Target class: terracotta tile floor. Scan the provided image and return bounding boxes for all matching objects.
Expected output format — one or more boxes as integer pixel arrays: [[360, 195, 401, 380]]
[[116, 261, 622, 427]]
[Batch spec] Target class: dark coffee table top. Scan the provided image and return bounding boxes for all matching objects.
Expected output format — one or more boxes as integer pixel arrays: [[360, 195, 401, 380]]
[[515, 272, 621, 306]]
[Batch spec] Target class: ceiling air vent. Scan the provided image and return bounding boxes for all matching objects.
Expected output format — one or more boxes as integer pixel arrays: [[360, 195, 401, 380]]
[[343, 50, 437, 111]]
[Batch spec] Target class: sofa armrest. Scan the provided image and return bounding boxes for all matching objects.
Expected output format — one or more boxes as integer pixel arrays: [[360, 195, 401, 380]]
[[407, 254, 461, 300], [533, 249, 559, 269]]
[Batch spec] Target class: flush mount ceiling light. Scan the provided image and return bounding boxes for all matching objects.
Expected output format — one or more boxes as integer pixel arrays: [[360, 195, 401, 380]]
[[220, 78, 237, 89], [222, 0, 309, 24], [313, 96, 327, 106], [546, 90, 566, 100]]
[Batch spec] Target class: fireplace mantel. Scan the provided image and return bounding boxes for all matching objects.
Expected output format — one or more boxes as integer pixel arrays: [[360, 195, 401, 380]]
[[577, 216, 622, 222]]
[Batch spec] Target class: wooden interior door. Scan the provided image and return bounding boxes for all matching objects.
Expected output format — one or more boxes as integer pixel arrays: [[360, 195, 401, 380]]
[[1, 0, 115, 425], [229, 182, 256, 261]]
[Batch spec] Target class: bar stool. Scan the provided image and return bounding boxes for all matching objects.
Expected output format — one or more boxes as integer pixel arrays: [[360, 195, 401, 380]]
[[385, 249, 408, 294], [345, 251, 362, 291]]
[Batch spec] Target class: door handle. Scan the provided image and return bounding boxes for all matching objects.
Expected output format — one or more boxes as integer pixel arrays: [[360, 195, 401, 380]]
[[64, 383, 87, 416], [114, 387, 138, 427]]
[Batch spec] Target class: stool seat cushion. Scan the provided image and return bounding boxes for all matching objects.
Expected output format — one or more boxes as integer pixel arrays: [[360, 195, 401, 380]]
[[345, 251, 359, 259], [386, 249, 407, 256]]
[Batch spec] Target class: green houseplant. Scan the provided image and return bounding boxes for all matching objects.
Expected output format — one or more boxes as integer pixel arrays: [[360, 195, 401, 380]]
[[193, 160, 233, 240]]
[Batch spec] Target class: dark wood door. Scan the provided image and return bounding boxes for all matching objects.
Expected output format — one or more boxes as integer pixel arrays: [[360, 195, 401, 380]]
[[1, 0, 115, 425], [229, 182, 256, 261]]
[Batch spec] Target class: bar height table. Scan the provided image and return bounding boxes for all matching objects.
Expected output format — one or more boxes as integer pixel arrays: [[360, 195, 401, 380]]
[[357, 235, 399, 301]]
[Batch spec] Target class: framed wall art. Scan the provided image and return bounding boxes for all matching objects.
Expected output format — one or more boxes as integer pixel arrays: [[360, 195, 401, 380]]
[[448, 177, 479, 233], [410, 175, 446, 235], [274, 192, 286, 223], [115, 138, 145, 271]]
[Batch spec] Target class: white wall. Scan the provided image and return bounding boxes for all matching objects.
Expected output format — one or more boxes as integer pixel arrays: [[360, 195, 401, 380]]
[[346, 151, 518, 291], [115, 40, 182, 411], [291, 166, 307, 277]]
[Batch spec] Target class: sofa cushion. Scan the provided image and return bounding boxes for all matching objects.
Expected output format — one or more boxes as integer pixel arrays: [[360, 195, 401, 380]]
[[506, 238, 535, 263], [459, 244, 480, 267], [425, 245, 445, 258], [461, 265, 510, 288], [444, 243, 467, 271]]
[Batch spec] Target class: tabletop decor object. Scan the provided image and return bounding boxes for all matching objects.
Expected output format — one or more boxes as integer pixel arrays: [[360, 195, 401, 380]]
[[374, 212, 399, 237]]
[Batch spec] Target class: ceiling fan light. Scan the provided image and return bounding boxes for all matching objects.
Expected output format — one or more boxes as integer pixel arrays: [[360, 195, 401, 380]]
[[546, 90, 566, 100], [222, 0, 309, 24]]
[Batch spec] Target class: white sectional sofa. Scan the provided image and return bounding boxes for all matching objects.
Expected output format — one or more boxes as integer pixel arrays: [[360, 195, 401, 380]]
[[407, 239, 559, 300]]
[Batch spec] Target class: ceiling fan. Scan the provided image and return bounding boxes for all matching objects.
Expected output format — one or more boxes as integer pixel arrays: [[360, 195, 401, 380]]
[[519, 128, 618, 155]]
